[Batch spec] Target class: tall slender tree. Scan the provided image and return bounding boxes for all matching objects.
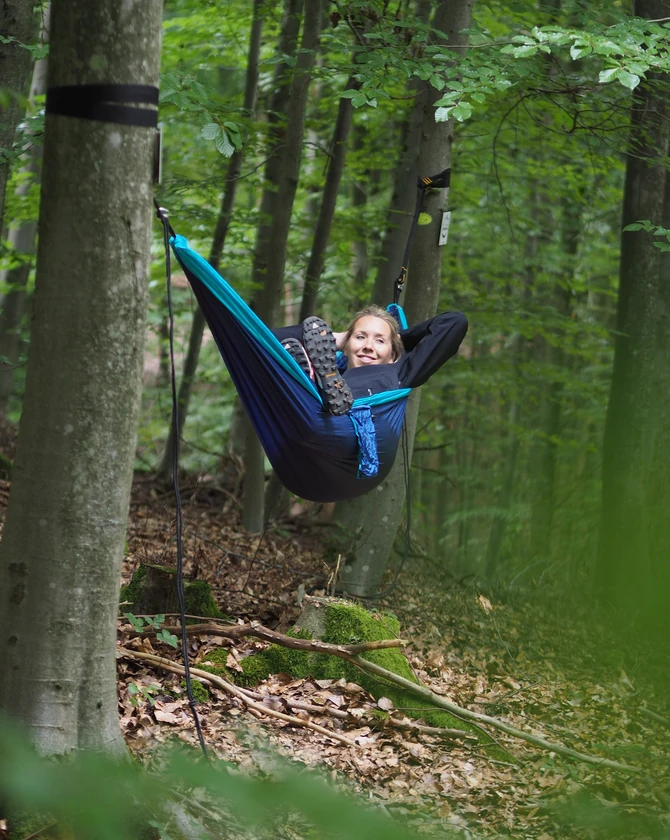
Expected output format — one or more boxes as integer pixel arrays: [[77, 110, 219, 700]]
[[337, 0, 474, 597], [597, 0, 670, 625], [0, 0, 39, 231], [0, 0, 162, 754], [243, 0, 323, 532]]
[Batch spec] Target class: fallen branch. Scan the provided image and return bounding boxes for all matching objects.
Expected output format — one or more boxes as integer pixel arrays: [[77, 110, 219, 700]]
[[342, 654, 641, 774], [639, 707, 670, 729], [120, 621, 641, 773], [125, 620, 405, 656], [118, 647, 358, 749], [384, 717, 478, 741]]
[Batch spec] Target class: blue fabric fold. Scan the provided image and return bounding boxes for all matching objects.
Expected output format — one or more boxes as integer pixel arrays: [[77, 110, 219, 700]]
[[348, 405, 379, 478]]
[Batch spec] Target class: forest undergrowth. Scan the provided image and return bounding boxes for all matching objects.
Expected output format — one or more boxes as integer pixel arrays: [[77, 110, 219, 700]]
[[115, 466, 670, 840]]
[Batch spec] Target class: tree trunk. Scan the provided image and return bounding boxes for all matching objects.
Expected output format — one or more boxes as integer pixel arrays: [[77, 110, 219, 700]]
[[298, 75, 358, 321], [596, 0, 670, 625], [336, 0, 474, 597], [243, 0, 323, 532], [0, 0, 161, 755], [369, 1, 430, 306], [350, 123, 371, 308], [0, 0, 39, 231], [0, 5, 49, 411], [158, 0, 264, 481]]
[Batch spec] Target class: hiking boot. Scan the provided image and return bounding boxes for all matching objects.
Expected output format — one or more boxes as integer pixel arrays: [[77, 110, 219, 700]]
[[281, 337, 314, 381], [302, 316, 354, 415]]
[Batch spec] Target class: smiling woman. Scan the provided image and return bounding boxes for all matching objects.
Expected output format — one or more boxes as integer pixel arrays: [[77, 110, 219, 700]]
[[274, 306, 468, 409], [339, 306, 404, 369]]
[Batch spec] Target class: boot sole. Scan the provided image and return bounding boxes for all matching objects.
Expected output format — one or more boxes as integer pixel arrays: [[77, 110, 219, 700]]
[[302, 317, 353, 415]]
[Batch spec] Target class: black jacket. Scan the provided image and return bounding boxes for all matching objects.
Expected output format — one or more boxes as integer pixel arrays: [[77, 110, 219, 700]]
[[274, 310, 468, 400]]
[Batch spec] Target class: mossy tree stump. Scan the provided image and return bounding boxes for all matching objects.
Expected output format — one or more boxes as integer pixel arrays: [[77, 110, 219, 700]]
[[120, 564, 223, 620], [202, 596, 477, 736]]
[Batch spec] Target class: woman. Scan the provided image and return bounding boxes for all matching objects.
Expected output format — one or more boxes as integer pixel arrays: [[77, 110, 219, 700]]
[[274, 305, 468, 414]]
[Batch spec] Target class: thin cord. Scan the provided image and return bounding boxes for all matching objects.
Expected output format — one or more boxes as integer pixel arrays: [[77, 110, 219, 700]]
[[356, 421, 412, 601], [156, 204, 210, 762]]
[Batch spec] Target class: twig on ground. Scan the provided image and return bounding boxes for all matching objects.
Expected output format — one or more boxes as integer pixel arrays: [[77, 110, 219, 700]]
[[124, 620, 406, 655], [343, 654, 642, 774], [118, 647, 358, 749], [639, 707, 670, 728]]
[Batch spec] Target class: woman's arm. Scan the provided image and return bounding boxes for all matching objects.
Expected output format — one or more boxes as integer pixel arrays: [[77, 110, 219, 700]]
[[396, 311, 468, 388]]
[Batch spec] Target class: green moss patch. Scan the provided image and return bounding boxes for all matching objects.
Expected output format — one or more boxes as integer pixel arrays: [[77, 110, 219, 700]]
[[201, 599, 504, 754], [120, 565, 225, 622]]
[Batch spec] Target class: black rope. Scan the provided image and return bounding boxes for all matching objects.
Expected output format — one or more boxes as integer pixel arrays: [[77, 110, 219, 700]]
[[155, 202, 210, 762], [394, 168, 451, 304]]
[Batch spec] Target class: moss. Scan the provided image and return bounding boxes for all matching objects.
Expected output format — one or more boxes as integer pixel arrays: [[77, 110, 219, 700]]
[[181, 678, 210, 703], [183, 579, 225, 620], [120, 563, 147, 609], [120, 566, 227, 622], [233, 600, 506, 753]]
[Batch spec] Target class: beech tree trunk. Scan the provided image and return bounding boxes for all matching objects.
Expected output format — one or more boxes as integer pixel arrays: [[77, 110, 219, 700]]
[[298, 75, 358, 321], [159, 0, 264, 480], [0, 0, 161, 755], [243, 0, 323, 532], [0, 0, 39, 230], [336, 0, 474, 597], [597, 0, 670, 625]]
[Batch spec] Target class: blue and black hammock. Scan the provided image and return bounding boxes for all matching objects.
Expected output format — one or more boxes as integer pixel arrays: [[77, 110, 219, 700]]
[[163, 168, 450, 503], [171, 235, 411, 503]]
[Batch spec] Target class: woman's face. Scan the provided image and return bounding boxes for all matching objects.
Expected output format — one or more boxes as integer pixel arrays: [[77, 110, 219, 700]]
[[344, 315, 395, 369]]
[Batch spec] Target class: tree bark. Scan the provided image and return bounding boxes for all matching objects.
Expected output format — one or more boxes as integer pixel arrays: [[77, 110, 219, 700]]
[[158, 0, 265, 481], [0, 5, 49, 411], [298, 75, 358, 321], [0, 0, 161, 755], [596, 0, 670, 624], [0, 0, 39, 231], [336, 0, 474, 597]]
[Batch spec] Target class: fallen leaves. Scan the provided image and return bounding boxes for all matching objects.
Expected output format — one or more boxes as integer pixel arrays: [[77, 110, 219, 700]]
[[118, 477, 670, 839]]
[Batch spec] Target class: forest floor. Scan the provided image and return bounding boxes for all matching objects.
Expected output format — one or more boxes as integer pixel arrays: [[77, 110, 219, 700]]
[[117, 470, 670, 840]]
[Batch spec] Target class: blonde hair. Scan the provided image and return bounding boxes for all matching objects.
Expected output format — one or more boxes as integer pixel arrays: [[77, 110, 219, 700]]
[[343, 305, 404, 362]]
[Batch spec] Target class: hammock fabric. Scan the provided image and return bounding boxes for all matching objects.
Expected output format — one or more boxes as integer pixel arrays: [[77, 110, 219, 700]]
[[172, 236, 411, 503]]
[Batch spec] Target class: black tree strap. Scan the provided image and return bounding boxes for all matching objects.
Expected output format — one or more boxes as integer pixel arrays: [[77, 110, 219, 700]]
[[394, 167, 451, 304], [46, 83, 159, 127]]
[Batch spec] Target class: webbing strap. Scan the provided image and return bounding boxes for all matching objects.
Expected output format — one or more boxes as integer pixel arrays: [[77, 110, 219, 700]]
[[394, 167, 451, 304], [46, 83, 159, 127], [349, 405, 379, 478]]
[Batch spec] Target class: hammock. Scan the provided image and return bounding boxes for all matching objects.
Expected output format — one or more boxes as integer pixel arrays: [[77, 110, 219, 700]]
[[171, 236, 411, 503]]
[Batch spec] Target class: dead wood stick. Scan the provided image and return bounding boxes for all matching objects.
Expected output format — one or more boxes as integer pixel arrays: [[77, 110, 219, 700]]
[[125, 620, 406, 655], [340, 654, 641, 774], [236, 686, 351, 721], [639, 707, 670, 728], [118, 647, 358, 749], [385, 717, 478, 740]]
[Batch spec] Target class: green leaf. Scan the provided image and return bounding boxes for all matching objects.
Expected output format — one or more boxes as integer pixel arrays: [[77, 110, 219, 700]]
[[215, 131, 235, 157], [434, 106, 453, 122], [622, 223, 643, 231], [418, 212, 432, 226], [512, 45, 538, 57], [156, 629, 179, 649], [201, 123, 220, 141], [594, 40, 623, 56], [618, 70, 640, 90], [598, 67, 620, 84], [124, 613, 144, 632], [570, 45, 592, 60], [452, 101, 473, 122]]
